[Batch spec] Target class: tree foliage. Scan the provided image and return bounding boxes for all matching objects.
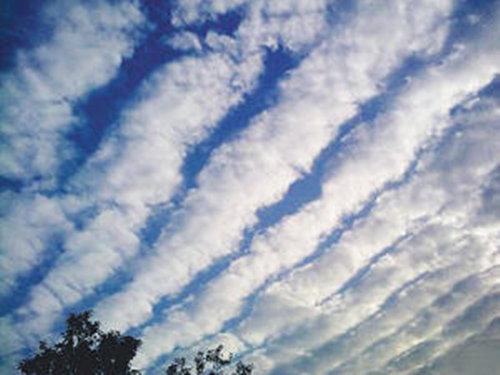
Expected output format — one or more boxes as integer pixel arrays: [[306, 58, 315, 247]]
[[165, 345, 253, 375], [18, 311, 141, 375], [18, 311, 253, 375]]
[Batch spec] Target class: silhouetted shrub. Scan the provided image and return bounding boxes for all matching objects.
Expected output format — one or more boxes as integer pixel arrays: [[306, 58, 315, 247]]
[[18, 310, 141, 375]]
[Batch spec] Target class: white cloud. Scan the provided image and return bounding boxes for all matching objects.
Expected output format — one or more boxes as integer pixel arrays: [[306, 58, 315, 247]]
[[165, 31, 202, 52], [0, 194, 73, 296], [171, 0, 248, 26]]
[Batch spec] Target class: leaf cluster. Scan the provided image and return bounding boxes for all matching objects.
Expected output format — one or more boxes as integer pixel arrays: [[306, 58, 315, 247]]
[[165, 345, 253, 375], [18, 311, 253, 375], [18, 311, 141, 375]]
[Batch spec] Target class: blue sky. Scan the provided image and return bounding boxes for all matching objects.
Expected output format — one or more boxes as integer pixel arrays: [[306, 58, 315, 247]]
[[1, 0, 499, 374]]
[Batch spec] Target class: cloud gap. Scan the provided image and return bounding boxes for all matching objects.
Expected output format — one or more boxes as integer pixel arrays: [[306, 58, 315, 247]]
[[0, 0, 51, 70], [442, 0, 499, 52], [0, 177, 24, 193], [183, 7, 245, 38]]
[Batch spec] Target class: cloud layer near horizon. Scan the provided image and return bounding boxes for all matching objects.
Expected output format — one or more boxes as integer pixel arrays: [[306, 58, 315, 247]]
[[1, 0, 499, 374]]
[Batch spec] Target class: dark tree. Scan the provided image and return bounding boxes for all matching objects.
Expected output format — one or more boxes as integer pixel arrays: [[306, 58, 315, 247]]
[[18, 310, 141, 375], [165, 345, 253, 375]]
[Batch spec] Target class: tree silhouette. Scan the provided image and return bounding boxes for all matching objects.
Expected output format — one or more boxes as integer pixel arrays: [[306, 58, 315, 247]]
[[19, 311, 253, 374], [18, 310, 141, 375], [165, 345, 253, 375]]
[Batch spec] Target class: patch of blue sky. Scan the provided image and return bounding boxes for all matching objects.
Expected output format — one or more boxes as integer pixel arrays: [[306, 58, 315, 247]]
[[446, 0, 498, 42], [324, 0, 356, 27], [478, 75, 500, 98], [0, 176, 24, 193], [0, 0, 51, 71], [181, 5, 245, 37]]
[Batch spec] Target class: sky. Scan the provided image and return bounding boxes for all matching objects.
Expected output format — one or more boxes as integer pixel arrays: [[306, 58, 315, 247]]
[[0, 0, 499, 374]]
